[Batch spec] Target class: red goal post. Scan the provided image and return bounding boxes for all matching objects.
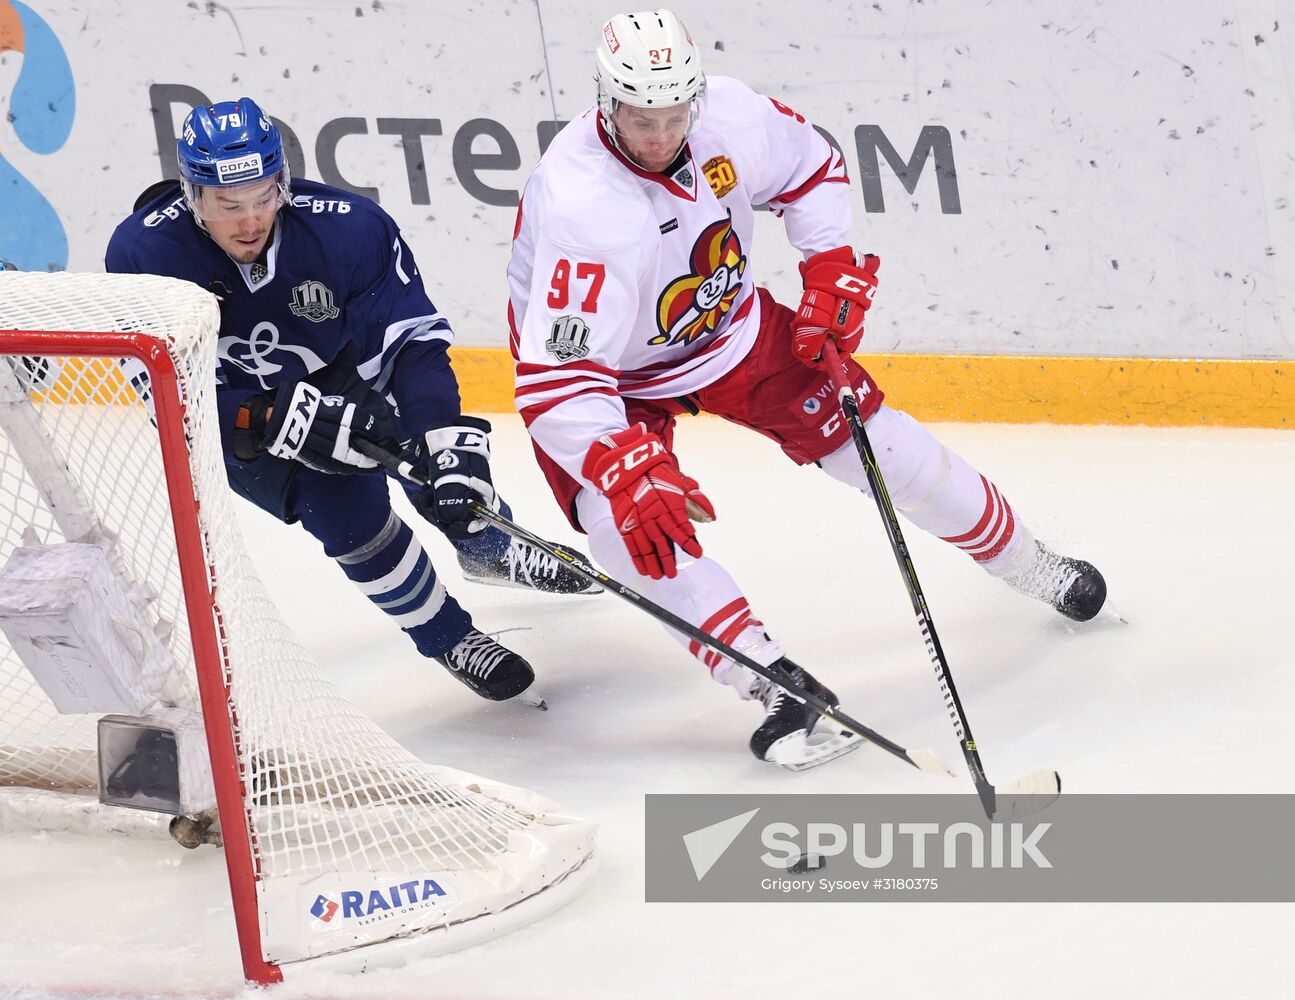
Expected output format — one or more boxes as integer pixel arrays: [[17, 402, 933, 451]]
[[0, 271, 594, 984]]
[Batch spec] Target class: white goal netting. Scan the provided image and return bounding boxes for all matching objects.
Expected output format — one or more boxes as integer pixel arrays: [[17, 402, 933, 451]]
[[0, 272, 594, 975]]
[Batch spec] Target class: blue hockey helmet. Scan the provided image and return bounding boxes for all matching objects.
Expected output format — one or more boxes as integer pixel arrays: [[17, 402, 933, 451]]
[[177, 97, 290, 223]]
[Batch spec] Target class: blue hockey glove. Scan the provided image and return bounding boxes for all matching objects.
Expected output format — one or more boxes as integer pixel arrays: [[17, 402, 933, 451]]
[[239, 381, 399, 474], [408, 416, 497, 538]]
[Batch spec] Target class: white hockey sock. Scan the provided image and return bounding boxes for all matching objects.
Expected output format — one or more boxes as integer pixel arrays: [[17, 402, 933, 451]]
[[819, 404, 1033, 573], [579, 489, 783, 684], [980, 523, 1039, 580], [711, 623, 784, 700]]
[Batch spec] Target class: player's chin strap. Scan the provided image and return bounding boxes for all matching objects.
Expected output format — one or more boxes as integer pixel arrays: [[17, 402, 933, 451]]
[[819, 339, 1061, 820], [353, 438, 957, 782]]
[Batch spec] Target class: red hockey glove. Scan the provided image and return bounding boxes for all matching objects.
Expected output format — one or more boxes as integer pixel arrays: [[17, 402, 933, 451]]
[[791, 247, 880, 366], [582, 423, 715, 580]]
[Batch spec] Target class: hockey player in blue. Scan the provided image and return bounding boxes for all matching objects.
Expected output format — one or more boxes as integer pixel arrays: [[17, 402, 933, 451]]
[[106, 97, 599, 703]]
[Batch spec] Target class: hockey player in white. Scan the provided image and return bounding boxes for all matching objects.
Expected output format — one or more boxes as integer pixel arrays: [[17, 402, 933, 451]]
[[508, 10, 1106, 768]]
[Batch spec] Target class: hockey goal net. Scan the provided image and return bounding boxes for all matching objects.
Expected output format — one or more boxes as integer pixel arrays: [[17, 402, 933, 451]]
[[0, 271, 595, 983]]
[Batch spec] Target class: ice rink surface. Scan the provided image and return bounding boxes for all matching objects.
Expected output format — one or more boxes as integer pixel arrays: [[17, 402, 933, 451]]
[[2, 415, 1292, 1000]]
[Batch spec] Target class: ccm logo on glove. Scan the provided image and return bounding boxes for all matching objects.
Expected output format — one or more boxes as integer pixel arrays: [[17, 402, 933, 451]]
[[594, 438, 665, 492], [791, 247, 880, 366], [583, 423, 714, 580], [237, 379, 399, 474], [832, 271, 876, 296], [274, 385, 321, 455], [408, 417, 498, 539]]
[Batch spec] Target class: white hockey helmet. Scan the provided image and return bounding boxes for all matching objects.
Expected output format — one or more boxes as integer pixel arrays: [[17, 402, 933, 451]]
[[596, 9, 706, 126]]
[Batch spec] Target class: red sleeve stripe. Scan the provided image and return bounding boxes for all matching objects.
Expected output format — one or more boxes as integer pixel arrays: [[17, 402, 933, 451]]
[[516, 363, 620, 401], [518, 385, 620, 425], [769, 149, 848, 206], [515, 373, 611, 398], [624, 340, 728, 392], [517, 359, 620, 379]]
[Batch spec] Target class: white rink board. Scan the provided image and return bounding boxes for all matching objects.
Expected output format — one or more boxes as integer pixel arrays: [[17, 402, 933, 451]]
[[1, 0, 1293, 358]]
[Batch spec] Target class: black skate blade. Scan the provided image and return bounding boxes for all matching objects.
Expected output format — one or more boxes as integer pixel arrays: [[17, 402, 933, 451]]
[[516, 689, 548, 711]]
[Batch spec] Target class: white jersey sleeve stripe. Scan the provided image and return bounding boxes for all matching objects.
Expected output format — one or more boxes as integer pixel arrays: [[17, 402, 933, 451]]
[[519, 385, 621, 425]]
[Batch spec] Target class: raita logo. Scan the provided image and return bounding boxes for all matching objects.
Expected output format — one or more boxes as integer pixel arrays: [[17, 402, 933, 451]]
[[309, 894, 340, 923], [0, 1, 75, 271], [308, 879, 449, 930]]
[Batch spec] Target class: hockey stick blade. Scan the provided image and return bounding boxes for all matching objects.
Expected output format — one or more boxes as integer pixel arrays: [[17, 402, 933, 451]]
[[906, 748, 960, 778], [986, 768, 1061, 821], [354, 439, 961, 780], [815, 707, 952, 776]]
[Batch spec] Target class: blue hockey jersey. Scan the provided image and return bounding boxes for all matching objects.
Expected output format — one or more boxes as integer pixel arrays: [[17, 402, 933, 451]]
[[105, 179, 461, 464]]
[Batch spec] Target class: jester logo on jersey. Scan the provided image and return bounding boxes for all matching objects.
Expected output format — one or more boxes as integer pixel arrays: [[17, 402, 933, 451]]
[[651, 213, 747, 347]]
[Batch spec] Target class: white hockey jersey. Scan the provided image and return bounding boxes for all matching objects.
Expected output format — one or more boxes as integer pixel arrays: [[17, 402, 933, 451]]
[[508, 75, 852, 484]]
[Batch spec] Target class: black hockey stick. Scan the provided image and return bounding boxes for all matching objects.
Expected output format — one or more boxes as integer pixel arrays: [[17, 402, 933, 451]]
[[354, 438, 956, 779], [820, 340, 1060, 820]]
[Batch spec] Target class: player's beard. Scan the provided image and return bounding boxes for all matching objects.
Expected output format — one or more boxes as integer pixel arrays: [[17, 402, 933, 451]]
[[220, 224, 273, 264], [234, 228, 271, 263], [624, 138, 684, 173], [635, 150, 676, 172]]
